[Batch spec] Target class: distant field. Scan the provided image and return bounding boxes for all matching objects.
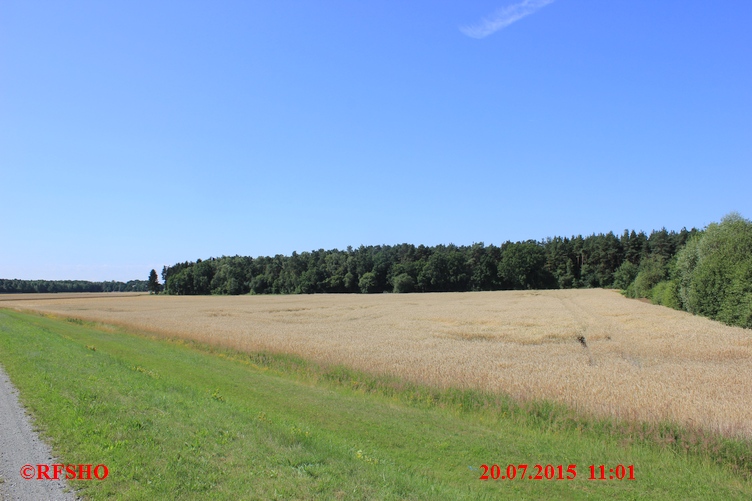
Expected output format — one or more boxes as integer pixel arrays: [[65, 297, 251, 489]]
[[5, 289, 752, 438]]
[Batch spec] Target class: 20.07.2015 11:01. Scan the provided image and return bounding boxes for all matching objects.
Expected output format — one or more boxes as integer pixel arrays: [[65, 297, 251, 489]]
[[478, 463, 635, 480]]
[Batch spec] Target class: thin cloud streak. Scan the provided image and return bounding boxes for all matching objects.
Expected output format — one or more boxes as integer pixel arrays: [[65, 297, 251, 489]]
[[460, 0, 555, 39]]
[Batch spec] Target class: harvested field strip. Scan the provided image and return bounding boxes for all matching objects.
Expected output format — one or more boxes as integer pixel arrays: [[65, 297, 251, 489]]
[[0, 310, 750, 500], [4, 289, 752, 438]]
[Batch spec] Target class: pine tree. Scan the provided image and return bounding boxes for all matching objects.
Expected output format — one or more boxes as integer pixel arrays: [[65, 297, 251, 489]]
[[147, 269, 160, 294]]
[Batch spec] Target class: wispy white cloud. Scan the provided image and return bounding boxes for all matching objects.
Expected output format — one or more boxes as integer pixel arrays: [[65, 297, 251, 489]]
[[460, 0, 555, 39]]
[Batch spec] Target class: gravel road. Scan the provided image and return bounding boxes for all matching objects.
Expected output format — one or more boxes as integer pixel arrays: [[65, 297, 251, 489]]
[[0, 363, 77, 501]]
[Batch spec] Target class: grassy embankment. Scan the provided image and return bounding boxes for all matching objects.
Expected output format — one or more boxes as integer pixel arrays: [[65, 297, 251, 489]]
[[0, 309, 750, 500]]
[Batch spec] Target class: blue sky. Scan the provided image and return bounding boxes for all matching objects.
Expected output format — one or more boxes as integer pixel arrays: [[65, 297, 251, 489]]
[[1, 0, 750, 281]]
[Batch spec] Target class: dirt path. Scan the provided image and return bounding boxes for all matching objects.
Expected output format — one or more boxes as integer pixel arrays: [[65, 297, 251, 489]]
[[0, 363, 76, 501]]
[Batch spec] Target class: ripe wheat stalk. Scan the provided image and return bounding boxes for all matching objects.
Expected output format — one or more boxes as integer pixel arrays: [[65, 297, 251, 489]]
[[5, 289, 752, 438]]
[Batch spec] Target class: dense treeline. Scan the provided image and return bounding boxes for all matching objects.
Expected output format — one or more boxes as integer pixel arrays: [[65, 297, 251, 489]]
[[156, 213, 749, 329], [641, 213, 752, 329], [161, 227, 697, 296], [0, 279, 149, 294]]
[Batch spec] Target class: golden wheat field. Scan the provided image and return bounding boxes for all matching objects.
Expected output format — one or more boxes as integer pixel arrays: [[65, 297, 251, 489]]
[[3, 289, 751, 438]]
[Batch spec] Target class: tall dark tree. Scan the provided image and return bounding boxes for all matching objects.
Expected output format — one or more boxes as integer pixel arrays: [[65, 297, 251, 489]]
[[147, 269, 161, 294]]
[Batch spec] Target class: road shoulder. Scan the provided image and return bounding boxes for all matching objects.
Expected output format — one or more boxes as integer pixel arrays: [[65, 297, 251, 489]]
[[0, 363, 77, 501]]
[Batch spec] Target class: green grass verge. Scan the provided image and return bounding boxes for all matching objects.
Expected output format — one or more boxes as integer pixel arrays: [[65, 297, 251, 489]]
[[0, 309, 750, 500]]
